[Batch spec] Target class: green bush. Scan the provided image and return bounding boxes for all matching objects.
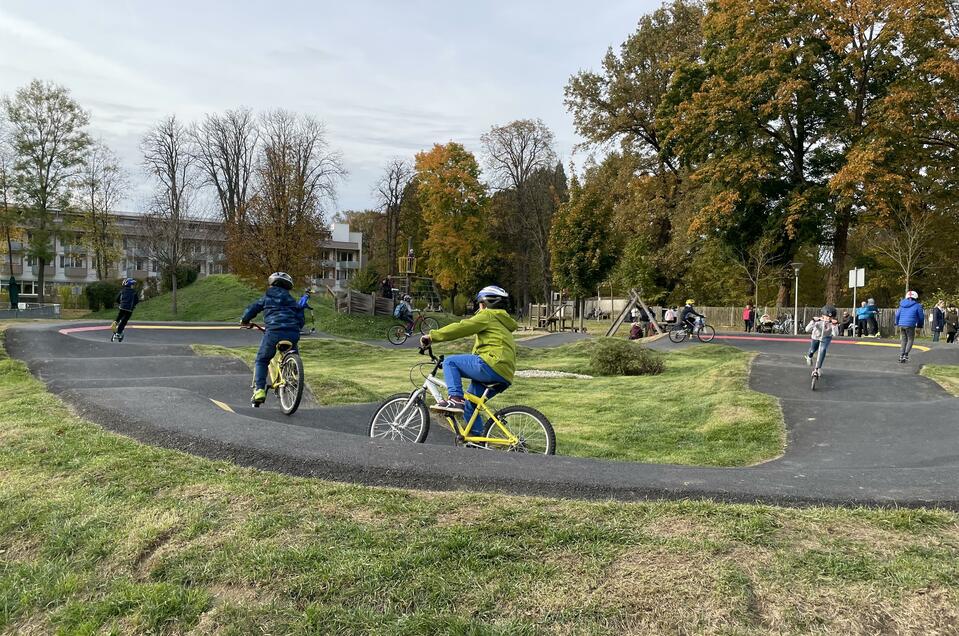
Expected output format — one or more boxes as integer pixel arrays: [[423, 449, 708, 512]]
[[159, 265, 199, 292], [589, 338, 665, 376], [350, 267, 379, 294], [85, 280, 122, 311]]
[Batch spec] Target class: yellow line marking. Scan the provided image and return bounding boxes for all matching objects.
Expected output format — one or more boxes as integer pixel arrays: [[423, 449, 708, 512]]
[[130, 325, 242, 330], [209, 399, 235, 413], [853, 341, 930, 352]]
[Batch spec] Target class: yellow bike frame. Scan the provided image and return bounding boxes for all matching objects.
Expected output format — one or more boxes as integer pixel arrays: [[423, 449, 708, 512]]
[[265, 340, 294, 390], [442, 389, 519, 446]]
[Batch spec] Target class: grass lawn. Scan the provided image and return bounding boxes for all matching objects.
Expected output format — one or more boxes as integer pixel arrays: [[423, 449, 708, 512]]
[[921, 365, 959, 396], [197, 339, 785, 466], [87, 274, 455, 340], [2, 327, 959, 634]]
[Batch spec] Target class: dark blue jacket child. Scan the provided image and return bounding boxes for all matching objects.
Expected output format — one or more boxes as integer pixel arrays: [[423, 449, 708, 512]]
[[242, 277, 305, 395]]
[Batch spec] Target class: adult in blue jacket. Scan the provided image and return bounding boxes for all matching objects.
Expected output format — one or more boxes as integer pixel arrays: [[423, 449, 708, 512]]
[[241, 272, 305, 404], [855, 301, 869, 337], [895, 291, 924, 363]]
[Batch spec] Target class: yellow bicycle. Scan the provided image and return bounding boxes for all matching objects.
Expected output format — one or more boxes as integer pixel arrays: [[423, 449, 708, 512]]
[[368, 346, 556, 454], [243, 323, 304, 415]]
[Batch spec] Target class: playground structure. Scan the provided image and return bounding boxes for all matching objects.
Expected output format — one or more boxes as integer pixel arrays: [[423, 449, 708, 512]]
[[606, 289, 664, 338], [394, 255, 443, 311], [527, 290, 579, 332]]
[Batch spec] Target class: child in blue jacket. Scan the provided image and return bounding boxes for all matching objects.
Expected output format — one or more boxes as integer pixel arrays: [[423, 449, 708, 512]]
[[241, 272, 305, 404], [895, 291, 924, 363]]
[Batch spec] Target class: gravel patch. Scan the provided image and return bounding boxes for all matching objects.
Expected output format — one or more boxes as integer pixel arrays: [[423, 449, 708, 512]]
[[514, 369, 594, 379]]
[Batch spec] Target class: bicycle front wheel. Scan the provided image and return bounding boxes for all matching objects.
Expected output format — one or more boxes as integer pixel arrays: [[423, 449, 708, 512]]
[[420, 317, 439, 334], [696, 325, 716, 343], [387, 325, 408, 345], [484, 406, 555, 455], [278, 353, 305, 415], [369, 393, 430, 443], [668, 327, 688, 343]]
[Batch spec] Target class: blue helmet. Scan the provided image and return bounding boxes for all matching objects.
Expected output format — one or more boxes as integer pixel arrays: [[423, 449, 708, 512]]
[[123, 278, 136, 287]]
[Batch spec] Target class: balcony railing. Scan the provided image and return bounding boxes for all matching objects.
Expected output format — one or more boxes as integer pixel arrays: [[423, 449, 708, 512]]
[[60, 245, 88, 255], [336, 261, 360, 270], [0, 263, 23, 276], [31, 265, 55, 276], [64, 267, 89, 278]]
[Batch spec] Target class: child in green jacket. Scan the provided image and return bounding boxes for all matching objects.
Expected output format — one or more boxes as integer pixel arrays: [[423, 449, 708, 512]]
[[420, 285, 517, 434]]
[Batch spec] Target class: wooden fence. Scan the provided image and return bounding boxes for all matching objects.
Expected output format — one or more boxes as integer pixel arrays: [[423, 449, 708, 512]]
[[335, 289, 395, 317]]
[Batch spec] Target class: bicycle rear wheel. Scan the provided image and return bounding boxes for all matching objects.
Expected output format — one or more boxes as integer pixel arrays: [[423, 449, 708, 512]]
[[387, 325, 408, 345], [810, 372, 818, 391], [484, 406, 555, 455], [278, 353, 305, 415], [420, 317, 439, 334], [668, 326, 688, 343], [696, 325, 716, 343], [369, 393, 430, 443]]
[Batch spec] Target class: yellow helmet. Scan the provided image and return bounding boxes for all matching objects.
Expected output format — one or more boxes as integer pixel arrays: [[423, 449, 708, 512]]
[[685, 299, 695, 305]]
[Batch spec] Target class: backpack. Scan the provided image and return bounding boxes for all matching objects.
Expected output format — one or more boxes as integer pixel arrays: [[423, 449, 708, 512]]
[[393, 304, 403, 319]]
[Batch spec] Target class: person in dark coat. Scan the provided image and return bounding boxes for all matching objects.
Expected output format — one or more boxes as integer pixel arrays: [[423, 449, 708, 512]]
[[931, 300, 946, 343], [945, 305, 958, 344], [111, 278, 140, 341]]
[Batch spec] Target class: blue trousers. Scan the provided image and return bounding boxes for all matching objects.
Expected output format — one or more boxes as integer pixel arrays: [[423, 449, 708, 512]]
[[254, 330, 300, 390], [442, 354, 510, 434], [808, 337, 831, 370]]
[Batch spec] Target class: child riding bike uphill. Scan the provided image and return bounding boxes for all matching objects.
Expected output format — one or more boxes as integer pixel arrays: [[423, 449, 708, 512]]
[[419, 285, 517, 435], [241, 272, 305, 405]]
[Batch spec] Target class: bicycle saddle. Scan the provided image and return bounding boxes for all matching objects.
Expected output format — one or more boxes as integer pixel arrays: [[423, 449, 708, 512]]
[[276, 340, 295, 353]]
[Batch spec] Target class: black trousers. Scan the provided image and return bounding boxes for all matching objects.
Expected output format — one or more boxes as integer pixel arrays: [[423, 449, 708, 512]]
[[115, 308, 133, 333]]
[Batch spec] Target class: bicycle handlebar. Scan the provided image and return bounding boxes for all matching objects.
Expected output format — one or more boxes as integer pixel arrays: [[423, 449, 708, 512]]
[[242, 322, 265, 333]]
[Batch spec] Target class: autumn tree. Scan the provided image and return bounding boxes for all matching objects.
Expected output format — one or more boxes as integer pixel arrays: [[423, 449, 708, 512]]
[[414, 143, 491, 300], [0, 135, 22, 280], [141, 115, 199, 314], [663, 0, 836, 305], [3, 80, 91, 302], [549, 172, 617, 330], [229, 110, 345, 287], [373, 158, 413, 275], [75, 141, 126, 279]]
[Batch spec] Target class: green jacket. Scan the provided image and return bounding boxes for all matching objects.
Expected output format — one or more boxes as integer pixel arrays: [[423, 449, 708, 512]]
[[429, 309, 518, 382]]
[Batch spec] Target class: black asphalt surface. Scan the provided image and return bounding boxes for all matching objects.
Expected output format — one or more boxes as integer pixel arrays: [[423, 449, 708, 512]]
[[7, 321, 959, 509]]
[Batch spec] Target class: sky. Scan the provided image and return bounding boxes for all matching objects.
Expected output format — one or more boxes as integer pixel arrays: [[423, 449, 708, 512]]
[[0, 0, 660, 216]]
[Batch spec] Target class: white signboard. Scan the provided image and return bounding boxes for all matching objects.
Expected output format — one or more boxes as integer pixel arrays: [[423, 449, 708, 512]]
[[848, 268, 865, 289]]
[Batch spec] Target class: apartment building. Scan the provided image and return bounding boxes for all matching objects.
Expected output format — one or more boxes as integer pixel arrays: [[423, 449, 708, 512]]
[[1, 212, 363, 299]]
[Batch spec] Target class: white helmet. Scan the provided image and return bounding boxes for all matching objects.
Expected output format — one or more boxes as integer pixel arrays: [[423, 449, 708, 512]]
[[476, 285, 509, 308], [906, 290, 919, 300], [268, 272, 293, 290]]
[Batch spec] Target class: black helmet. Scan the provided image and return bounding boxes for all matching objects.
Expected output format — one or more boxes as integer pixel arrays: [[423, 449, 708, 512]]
[[268, 272, 293, 290], [821, 304, 837, 319]]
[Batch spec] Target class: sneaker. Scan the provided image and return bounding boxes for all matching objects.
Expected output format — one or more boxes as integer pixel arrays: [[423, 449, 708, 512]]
[[117, 333, 124, 342], [251, 388, 267, 405], [430, 398, 465, 414], [804, 354, 812, 366]]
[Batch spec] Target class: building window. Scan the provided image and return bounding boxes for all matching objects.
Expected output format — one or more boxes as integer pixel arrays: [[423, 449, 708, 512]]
[[60, 254, 85, 268]]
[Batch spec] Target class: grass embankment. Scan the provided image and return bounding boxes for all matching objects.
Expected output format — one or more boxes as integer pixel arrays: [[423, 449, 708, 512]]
[[921, 365, 959, 396], [2, 329, 959, 633], [197, 339, 784, 466], [88, 274, 455, 339]]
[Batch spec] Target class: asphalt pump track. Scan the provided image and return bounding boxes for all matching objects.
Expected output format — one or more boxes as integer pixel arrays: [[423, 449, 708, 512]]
[[6, 322, 959, 509]]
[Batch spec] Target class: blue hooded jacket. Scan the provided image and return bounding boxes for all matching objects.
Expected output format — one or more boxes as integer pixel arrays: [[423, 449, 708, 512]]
[[115, 287, 139, 312], [895, 298, 925, 328], [242, 286, 305, 333], [855, 306, 869, 319]]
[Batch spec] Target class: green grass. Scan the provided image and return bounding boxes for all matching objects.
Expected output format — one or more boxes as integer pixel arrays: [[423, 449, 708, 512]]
[[922, 365, 959, 396], [87, 274, 456, 340], [3, 326, 959, 634], [197, 339, 785, 466], [89, 275, 261, 322]]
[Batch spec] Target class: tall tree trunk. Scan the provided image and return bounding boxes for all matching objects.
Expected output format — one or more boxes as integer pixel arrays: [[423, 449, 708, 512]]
[[38, 256, 46, 304], [4, 227, 13, 274], [825, 206, 852, 304], [171, 272, 178, 314], [776, 272, 791, 308]]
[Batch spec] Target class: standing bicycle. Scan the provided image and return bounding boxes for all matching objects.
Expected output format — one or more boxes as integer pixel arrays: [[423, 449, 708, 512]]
[[804, 305, 839, 391], [241, 272, 306, 408]]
